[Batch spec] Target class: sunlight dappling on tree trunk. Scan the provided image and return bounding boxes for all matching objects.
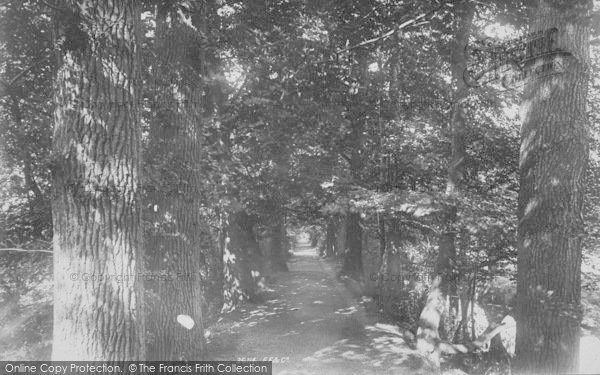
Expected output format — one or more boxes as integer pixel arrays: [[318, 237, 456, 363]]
[[515, 0, 593, 373], [50, 0, 145, 360], [222, 211, 263, 312], [143, 2, 208, 360]]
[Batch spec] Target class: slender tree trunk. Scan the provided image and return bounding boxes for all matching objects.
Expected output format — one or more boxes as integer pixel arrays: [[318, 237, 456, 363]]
[[221, 213, 240, 312], [51, 0, 144, 360], [326, 218, 335, 257], [378, 214, 386, 257], [9, 98, 43, 200], [515, 1, 591, 373], [335, 214, 347, 259], [8, 97, 50, 239], [144, 3, 206, 360], [388, 46, 400, 118], [342, 47, 368, 278], [416, 1, 474, 368], [343, 212, 363, 277]]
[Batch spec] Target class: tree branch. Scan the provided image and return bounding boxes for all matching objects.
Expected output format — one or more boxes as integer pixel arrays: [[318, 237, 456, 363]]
[[0, 248, 53, 254], [38, 0, 68, 12], [339, 152, 352, 165], [0, 53, 51, 97], [337, 0, 453, 54]]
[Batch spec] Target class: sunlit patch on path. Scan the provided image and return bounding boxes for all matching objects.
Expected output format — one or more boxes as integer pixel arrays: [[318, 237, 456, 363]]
[[334, 306, 358, 315]]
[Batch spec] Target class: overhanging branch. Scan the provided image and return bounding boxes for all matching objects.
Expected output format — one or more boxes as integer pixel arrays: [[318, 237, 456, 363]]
[[337, 0, 454, 54], [0, 248, 53, 254]]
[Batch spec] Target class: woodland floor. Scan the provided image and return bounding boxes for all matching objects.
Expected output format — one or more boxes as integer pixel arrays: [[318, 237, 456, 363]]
[[1, 242, 599, 374], [206, 243, 426, 375]]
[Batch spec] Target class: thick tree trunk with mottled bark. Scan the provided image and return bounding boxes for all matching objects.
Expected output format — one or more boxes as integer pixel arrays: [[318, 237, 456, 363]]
[[144, 4, 206, 360], [51, 0, 144, 360], [515, 1, 591, 373], [260, 221, 288, 273], [195, 0, 224, 325], [416, 2, 473, 368], [272, 222, 289, 271], [222, 211, 264, 311]]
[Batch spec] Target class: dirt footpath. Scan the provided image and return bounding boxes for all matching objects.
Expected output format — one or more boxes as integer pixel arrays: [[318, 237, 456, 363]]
[[206, 245, 423, 375]]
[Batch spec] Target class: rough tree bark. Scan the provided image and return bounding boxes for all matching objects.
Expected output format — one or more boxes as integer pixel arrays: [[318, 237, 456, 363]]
[[144, 2, 206, 360], [515, 1, 592, 373], [222, 211, 263, 312], [51, 0, 144, 360], [196, 0, 225, 324], [415, 1, 474, 369]]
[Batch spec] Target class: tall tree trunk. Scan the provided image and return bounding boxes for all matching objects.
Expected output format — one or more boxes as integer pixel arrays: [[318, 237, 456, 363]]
[[51, 0, 144, 360], [8, 97, 50, 239], [388, 46, 401, 117], [144, 3, 206, 360], [9, 98, 43, 201], [515, 1, 592, 373], [416, 1, 474, 368], [378, 214, 386, 257], [342, 47, 368, 278], [195, 0, 224, 324]]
